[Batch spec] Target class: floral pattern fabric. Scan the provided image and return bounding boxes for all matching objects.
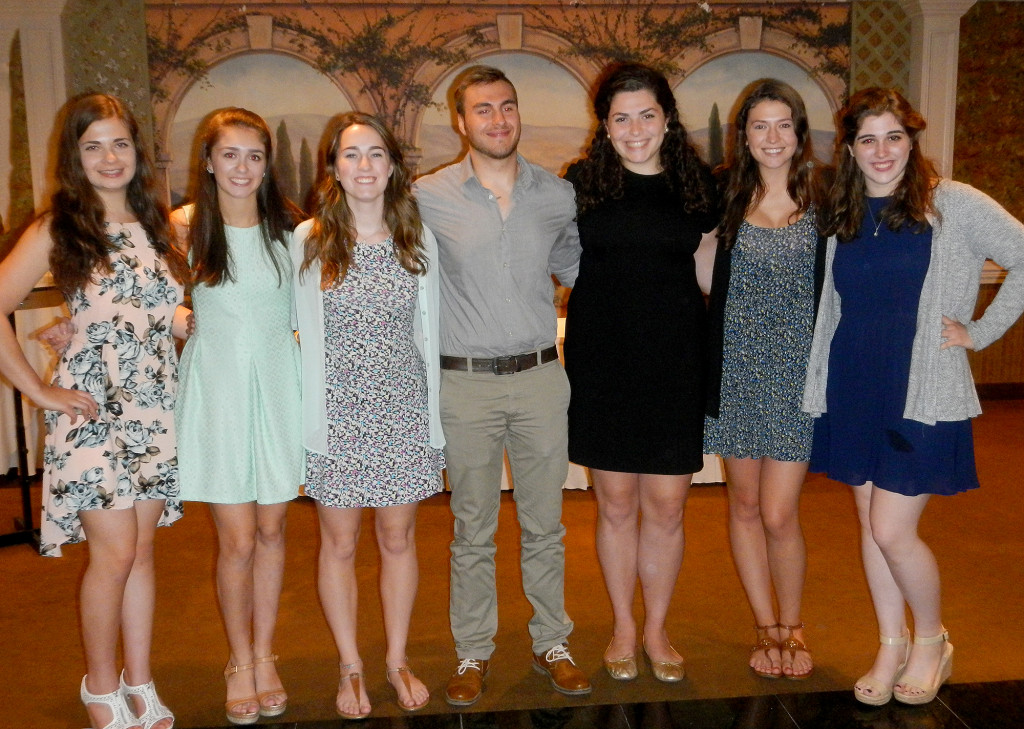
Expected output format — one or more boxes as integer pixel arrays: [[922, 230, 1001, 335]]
[[305, 238, 444, 509], [40, 222, 184, 557]]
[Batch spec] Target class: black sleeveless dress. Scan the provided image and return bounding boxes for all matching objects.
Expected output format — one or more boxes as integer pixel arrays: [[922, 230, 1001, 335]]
[[564, 167, 718, 475]]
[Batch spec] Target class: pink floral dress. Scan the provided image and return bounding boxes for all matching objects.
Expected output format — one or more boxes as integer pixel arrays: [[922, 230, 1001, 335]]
[[40, 222, 184, 556]]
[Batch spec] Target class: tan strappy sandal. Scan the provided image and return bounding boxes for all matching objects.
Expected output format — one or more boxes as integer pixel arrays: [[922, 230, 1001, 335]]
[[336, 661, 371, 720], [222, 661, 259, 726], [780, 622, 813, 680], [386, 663, 430, 712], [750, 623, 782, 679], [253, 653, 287, 718]]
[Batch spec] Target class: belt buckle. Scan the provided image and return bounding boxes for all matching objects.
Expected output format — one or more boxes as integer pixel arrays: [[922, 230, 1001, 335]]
[[492, 355, 518, 375]]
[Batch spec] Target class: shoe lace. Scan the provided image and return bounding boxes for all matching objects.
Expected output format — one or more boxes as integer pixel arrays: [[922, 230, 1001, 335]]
[[455, 658, 484, 675], [544, 644, 576, 665]]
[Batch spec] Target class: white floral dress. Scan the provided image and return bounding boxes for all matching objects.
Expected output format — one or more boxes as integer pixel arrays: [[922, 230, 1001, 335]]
[[40, 222, 184, 557]]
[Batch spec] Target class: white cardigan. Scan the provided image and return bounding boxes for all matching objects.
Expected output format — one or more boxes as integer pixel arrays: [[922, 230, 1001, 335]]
[[290, 219, 445, 454]]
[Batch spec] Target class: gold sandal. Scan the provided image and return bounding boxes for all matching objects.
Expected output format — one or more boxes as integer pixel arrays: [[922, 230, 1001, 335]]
[[750, 623, 782, 679]]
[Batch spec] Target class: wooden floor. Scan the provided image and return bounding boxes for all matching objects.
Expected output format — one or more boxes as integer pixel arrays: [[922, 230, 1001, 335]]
[[2, 400, 1023, 728]]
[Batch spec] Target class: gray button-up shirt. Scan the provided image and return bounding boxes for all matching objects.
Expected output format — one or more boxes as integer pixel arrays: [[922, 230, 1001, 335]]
[[414, 154, 581, 358]]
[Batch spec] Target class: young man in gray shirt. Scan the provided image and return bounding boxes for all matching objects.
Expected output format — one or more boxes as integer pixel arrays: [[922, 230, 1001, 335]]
[[413, 65, 589, 706]]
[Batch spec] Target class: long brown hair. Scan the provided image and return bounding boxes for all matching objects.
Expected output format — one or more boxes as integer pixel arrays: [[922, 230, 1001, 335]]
[[48, 93, 187, 295], [301, 112, 426, 289], [187, 108, 302, 286], [823, 87, 938, 243], [572, 62, 716, 218], [718, 78, 819, 250]]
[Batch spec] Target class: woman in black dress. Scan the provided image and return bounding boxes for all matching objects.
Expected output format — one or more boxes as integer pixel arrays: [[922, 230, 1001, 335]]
[[563, 63, 718, 682]]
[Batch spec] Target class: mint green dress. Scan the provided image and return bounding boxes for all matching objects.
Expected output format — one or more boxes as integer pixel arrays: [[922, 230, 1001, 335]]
[[175, 224, 303, 504]]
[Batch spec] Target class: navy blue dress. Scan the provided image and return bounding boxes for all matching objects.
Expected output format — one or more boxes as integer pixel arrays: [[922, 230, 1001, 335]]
[[809, 197, 979, 496]]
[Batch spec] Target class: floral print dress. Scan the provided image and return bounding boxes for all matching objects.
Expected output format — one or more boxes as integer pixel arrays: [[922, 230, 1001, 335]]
[[40, 222, 184, 557]]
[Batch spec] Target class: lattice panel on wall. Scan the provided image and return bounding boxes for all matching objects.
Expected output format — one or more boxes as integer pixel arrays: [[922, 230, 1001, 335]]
[[61, 0, 155, 149], [955, 1, 1024, 223], [849, 1, 910, 96]]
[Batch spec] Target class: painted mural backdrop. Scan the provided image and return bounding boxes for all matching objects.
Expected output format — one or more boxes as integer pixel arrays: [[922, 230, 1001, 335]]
[[146, 1, 850, 205]]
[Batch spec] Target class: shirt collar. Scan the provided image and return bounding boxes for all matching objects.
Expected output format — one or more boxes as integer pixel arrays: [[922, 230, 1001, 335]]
[[457, 153, 534, 194]]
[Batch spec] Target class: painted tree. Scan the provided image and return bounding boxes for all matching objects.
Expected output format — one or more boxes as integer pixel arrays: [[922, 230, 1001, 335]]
[[707, 102, 724, 169], [298, 138, 315, 213], [531, 0, 729, 76], [1, 34, 35, 258], [279, 6, 485, 146], [275, 121, 298, 203], [146, 6, 246, 103], [532, 0, 848, 83]]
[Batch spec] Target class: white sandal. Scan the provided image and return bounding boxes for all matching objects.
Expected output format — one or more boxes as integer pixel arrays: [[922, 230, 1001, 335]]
[[853, 632, 910, 706], [80, 676, 141, 729], [119, 670, 174, 729], [893, 629, 954, 705]]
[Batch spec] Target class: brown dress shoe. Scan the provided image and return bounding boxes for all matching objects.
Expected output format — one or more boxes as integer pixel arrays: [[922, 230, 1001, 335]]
[[445, 658, 488, 706], [532, 644, 592, 695]]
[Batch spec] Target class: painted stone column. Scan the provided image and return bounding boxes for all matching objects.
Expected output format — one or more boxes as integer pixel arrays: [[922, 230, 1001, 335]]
[[898, 0, 976, 178]]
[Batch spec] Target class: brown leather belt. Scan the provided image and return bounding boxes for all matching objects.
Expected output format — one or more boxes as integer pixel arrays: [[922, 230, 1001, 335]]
[[440, 345, 559, 375]]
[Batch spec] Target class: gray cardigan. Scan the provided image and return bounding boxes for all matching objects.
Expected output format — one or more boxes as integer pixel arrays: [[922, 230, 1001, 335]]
[[803, 180, 1024, 425]]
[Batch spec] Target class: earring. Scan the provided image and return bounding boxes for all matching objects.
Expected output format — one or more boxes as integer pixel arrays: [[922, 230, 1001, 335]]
[[206, 165, 213, 173]]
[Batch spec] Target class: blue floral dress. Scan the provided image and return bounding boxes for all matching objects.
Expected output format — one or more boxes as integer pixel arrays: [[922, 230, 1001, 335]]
[[40, 222, 184, 556]]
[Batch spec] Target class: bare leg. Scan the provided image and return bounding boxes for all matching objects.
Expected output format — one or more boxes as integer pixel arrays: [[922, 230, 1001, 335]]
[[759, 459, 811, 678], [78, 507, 141, 729], [725, 457, 781, 676], [120, 499, 173, 729], [209, 503, 259, 717], [851, 482, 914, 699], [866, 487, 945, 698], [316, 503, 370, 717], [252, 502, 289, 711], [591, 469, 640, 661], [636, 473, 689, 664], [376, 502, 429, 709]]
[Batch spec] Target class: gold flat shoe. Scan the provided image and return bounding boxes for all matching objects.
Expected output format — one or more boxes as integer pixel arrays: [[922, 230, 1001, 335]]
[[643, 641, 685, 682], [604, 655, 638, 681]]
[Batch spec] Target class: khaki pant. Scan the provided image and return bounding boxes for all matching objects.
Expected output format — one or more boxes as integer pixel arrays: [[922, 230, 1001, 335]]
[[440, 359, 574, 658]]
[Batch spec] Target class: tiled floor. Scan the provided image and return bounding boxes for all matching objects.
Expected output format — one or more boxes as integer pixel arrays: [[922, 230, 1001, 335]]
[[189, 680, 1024, 729]]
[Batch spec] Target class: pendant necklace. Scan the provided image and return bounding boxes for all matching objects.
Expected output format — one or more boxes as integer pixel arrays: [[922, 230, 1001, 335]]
[[866, 202, 884, 237]]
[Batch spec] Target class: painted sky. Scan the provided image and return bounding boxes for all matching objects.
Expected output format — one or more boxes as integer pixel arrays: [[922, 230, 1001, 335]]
[[174, 54, 351, 124], [677, 52, 835, 130]]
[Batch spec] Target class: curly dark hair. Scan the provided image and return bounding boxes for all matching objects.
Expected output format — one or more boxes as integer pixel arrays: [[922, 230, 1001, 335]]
[[822, 87, 938, 243], [48, 93, 187, 296], [186, 107, 303, 286], [717, 78, 820, 251], [301, 112, 426, 289], [571, 62, 716, 218]]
